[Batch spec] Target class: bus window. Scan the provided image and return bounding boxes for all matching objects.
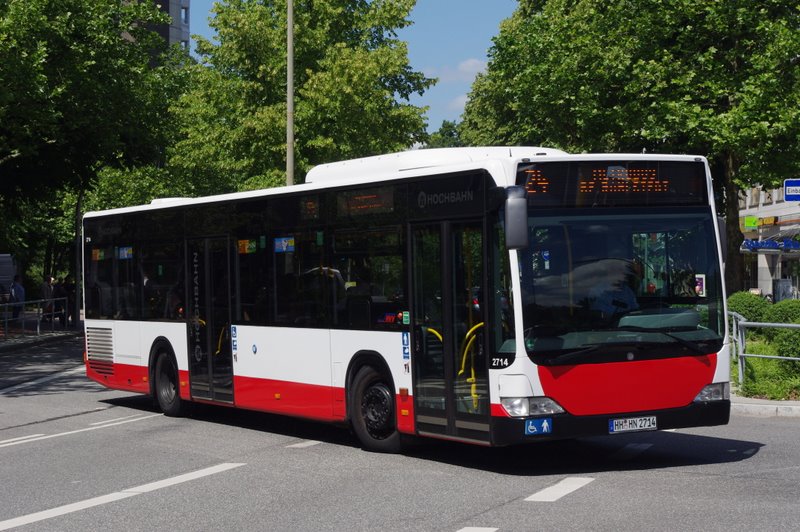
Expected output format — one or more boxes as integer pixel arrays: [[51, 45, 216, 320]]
[[332, 227, 406, 331]]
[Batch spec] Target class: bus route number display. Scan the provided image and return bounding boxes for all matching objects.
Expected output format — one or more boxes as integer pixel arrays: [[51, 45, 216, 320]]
[[517, 160, 707, 207]]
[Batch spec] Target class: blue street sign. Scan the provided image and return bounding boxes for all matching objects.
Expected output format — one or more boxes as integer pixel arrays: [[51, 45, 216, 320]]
[[785, 179, 800, 201]]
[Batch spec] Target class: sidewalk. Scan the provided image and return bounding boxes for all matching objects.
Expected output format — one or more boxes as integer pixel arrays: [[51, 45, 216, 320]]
[[1, 331, 798, 417], [730, 393, 800, 418], [0, 329, 82, 354]]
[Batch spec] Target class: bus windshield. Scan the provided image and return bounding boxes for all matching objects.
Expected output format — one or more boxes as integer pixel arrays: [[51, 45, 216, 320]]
[[518, 209, 725, 366]]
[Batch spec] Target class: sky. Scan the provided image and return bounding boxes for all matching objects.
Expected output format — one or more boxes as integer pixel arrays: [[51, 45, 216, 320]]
[[189, 0, 518, 132]]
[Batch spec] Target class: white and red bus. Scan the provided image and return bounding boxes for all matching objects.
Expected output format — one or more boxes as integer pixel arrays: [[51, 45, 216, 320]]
[[83, 147, 730, 451]]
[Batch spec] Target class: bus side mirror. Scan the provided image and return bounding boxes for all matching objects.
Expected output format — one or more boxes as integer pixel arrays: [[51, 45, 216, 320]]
[[505, 186, 529, 250], [717, 216, 727, 263]]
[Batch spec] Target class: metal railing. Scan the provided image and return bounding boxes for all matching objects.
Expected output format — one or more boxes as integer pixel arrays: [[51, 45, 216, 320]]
[[728, 311, 800, 385], [0, 297, 70, 340]]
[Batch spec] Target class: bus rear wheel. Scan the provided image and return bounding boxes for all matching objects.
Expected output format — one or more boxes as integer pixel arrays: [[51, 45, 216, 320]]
[[155, 353, 187, 417], [351, 366, 401, 453]]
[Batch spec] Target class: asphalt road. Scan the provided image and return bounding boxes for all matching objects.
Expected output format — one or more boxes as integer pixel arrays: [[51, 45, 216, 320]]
[[1, 338, 799, 531]]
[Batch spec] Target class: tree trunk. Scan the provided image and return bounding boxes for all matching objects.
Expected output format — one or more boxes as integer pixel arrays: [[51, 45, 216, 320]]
[[73, 189, 84, 330], [723, 152, 744, 295]]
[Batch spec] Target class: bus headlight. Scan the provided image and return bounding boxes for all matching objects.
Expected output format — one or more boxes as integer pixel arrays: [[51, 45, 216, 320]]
[[500, 397, 565, 417], [693, 382, 730, 402]]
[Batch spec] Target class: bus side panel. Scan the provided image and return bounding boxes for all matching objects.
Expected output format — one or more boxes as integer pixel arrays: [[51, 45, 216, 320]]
[[329, 330, 414, 433], [84, 320, 188, 397], [232, 326, 336, 419], [537, 354, 717, 416]]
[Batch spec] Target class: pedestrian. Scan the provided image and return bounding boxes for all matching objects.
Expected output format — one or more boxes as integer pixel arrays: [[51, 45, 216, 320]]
[[64, 275, 76, 327], [41, 275, 54, 322], [10, 275, 25, 321], [53, 277, 67, 327]]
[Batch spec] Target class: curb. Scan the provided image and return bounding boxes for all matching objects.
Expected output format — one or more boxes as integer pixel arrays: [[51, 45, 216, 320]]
[[731, 402, 800, 418]]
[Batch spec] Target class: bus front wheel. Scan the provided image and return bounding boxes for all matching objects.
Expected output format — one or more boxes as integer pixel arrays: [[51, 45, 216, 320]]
[[350, 366, 401, 453], [155, 353, 187, 417]]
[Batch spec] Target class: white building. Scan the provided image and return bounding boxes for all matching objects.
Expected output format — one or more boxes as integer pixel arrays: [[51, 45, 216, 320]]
[[738, 184, 800, 300]]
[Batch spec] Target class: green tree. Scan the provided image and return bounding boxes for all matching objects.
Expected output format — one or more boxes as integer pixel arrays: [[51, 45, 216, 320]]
[[427, 120, 464, 148], [170, 0, 434, 190], [0, 0, 176, 198], [462, 0, 800, 292], [0, 0, 187, 278]]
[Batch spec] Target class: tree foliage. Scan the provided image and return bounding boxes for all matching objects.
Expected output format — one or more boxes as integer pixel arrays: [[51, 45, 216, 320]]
[[461, 0, 800, 291], [0, 0, 178, 197], [169, 0, 434, 190], [0, 0, 189, 278], [426, 120, 464, 148]]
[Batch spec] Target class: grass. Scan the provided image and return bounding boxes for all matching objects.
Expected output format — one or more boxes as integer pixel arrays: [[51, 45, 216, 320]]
[[735, 338, 800, 400]]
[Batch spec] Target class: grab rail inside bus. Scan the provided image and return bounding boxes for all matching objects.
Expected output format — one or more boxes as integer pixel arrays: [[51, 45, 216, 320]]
[[458, 322, 485, 411]]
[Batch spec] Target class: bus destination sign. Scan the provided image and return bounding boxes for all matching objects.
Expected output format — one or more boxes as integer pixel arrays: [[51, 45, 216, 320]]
[[517, 160, 708, 207]]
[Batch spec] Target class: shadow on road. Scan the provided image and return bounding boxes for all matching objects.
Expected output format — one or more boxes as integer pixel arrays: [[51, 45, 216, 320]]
[[100, 394, 762, 476]]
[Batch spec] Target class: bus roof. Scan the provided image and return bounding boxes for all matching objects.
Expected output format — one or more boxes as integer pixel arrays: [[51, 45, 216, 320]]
[[83, 147, 708, 218], [304, 146, 567, 184]]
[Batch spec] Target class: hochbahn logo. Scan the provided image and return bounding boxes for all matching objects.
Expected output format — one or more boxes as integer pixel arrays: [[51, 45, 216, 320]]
[[417, 190, 474, 209]]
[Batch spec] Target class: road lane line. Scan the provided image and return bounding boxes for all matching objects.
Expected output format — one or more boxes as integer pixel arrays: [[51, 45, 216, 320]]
[[0, 414, 162, 449], [456, 528, 499, 532], [0, 366, 85, 395], [525, 477, 594, 502], [0, 463, 245, 531], [90, 414, 149, 426], [286, 440, 322, 448], [0, 434, 46, 445], [610, 443, 653, 461]]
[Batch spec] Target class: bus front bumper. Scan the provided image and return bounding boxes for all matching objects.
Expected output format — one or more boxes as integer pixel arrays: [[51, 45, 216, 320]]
[[490, 400, 730, 447]]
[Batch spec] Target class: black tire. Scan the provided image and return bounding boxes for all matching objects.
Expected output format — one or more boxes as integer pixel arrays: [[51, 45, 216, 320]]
[[350, 366, 401, 453], [155, 352, 187, 417]]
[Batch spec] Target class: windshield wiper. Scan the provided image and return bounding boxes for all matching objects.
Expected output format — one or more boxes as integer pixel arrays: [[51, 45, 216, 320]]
[[543, 344, 603, 365], [614, 326, 710, 355]]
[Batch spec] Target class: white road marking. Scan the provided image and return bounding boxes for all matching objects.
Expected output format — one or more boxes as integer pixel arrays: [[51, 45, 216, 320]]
[[0, 366, 85, 395], [0, 414, 161, 449], [456, 528, 499, 532], [286, 440, 322, 448], [610, 443, 653, 461], [525, 477, 595, 502], [90, 414, 149, 426], [0, 434, 45, 445], [0, 463, 245, 531]]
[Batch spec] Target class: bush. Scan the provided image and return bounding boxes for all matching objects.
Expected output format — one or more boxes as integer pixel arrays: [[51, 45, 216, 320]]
[[740, 356, 800, 400], [727, 291, 770, 322], [762, 299, 800, 340], [770, 319, 800, 378]]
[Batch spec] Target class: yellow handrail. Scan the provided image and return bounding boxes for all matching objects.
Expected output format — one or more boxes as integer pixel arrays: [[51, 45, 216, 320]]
[[425, 327, 443, 342], [458, 322, 484, 376], [458, 322, 484, 411]]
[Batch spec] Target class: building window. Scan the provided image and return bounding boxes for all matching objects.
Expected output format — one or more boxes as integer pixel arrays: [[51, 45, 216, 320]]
[[181, 7, 189, 24]]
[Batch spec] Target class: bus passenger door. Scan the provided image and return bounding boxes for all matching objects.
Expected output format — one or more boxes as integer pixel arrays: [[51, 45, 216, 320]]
[[187, 238, 234, 403], [411, 221, 490, 443]]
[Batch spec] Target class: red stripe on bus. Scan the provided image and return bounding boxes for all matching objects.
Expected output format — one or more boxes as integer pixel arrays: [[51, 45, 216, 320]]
[[233, 375, 342, 421], [538, 354, 717, 415], [234, 375, 416, 433], [88, 364, 416, 432], [396, 393, 415, 434], [86, 362, 150, 394]]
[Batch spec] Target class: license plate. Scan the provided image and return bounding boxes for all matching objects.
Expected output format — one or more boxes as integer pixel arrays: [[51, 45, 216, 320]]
[[609, 416, 657, 434]]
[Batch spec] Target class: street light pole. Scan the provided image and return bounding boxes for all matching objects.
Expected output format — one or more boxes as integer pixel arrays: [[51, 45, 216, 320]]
[[286, 0, 295, 186]]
